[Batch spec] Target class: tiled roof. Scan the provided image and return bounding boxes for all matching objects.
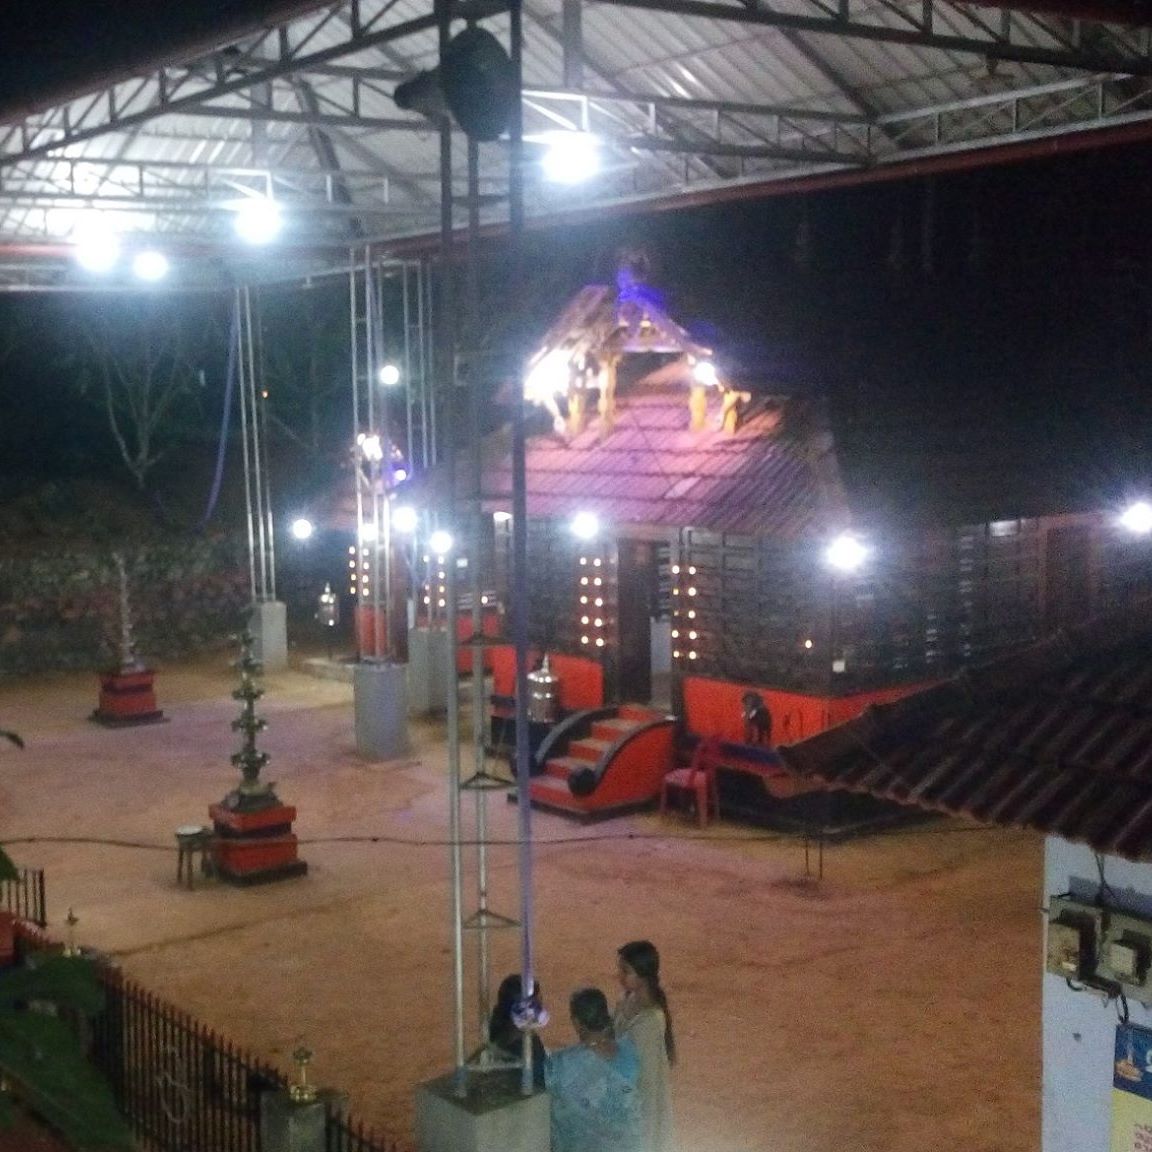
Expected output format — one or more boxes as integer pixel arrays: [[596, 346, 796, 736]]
[[778, 598, 1152, 861], [476, 389, 848, 538]]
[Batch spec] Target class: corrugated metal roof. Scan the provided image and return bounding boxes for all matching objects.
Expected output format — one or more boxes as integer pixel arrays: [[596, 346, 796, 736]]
[[1, 2, 1150, 287], [778, 597, 1152, 860]]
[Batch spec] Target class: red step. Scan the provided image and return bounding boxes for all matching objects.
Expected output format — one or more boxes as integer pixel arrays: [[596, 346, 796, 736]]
[[590, 716, 642, 743], [544, 756, 586, 780], [568, 737, 611, 763], [618, 704, 666, 724], [529, 774, 594, 815]]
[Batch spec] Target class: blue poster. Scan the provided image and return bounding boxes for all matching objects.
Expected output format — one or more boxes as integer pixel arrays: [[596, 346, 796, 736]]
[[1111, 1024, 1152, 1152]]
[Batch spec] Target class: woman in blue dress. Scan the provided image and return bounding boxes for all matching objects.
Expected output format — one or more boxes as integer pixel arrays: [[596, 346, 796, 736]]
[[546, 987, 642, 1152]]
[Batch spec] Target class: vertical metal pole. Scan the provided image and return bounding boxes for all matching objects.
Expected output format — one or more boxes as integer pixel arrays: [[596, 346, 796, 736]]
[[243, 289, 269, 602], [436, 0, 466, 1099], [425, 264, 437, 467], [235, 288, 257, 603], [508, 0, 536, 1099], [349, 252, 365, 658], [367, 250, 386, 661], [254, 301, 277, 601], [402, 264, 415, 472], [466, 131, 492, 1047]]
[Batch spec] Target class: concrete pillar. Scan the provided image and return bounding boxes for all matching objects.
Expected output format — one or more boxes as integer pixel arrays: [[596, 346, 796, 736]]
[[415, 1071, 549, 1152], [260, 1089, 345, 1152], [249, 600, 288, 672], [354, 660, 409, 760]]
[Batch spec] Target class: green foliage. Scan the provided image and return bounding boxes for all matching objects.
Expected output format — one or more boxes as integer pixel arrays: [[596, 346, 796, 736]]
[[0, 728, 132, 1149], [0, 727, 19, 883], [0, 958, 133, 1150]]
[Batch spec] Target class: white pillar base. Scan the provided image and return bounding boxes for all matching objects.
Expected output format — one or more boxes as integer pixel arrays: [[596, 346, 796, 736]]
[[408, 626, 451, 716], [354, 660, 409, 760], [415, 1071, 549, 1152]]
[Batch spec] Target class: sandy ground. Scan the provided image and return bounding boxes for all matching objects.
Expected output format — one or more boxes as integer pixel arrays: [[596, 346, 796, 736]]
[[0, 654, 1042, 1152]]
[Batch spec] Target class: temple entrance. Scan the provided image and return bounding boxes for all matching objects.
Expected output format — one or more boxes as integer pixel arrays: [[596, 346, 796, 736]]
[[616, 538, 657, 704]]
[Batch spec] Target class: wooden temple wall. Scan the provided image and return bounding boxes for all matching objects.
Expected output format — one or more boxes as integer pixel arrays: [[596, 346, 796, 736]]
[[508, 512, 1152, 702]]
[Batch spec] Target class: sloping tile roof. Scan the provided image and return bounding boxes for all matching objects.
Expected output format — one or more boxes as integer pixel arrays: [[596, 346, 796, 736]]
[[473, 388, 848, 538], [778, 598, 1152, 861], [530, 285, 711, 364]]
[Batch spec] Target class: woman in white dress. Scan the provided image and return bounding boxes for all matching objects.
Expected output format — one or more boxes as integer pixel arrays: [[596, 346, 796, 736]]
[[613, 940, 676, 1152]]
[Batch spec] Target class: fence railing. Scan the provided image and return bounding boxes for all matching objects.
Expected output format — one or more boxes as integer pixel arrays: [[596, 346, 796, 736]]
[[13, 923, 402, 1152], [0, 867, 46, 927]]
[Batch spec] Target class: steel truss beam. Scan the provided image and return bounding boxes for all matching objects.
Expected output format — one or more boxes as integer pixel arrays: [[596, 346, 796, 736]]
[[0, 0, 1148, 176], [596, 0, 1152, 76], [0, 0, 507, 167], [0, 0, 1150, 257]]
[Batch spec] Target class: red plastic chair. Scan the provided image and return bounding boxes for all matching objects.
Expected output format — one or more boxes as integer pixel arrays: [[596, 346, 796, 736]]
[[660, 735, 722, 827]]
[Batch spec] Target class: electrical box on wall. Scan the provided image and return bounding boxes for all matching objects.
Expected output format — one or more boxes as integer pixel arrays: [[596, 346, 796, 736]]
[[1047, 894, 1152, 1006], [1046, 896, 1101, 981]]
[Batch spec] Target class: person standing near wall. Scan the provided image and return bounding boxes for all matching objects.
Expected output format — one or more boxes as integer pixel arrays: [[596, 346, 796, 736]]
[[613, 940, 676, 1152]]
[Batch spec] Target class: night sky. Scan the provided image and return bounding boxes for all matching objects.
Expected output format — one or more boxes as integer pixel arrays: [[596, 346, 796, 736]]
[[0, 2, 318, 115]]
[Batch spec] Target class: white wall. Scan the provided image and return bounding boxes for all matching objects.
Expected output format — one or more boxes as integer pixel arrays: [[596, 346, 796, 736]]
[[1043, 837, 1152, 1152]]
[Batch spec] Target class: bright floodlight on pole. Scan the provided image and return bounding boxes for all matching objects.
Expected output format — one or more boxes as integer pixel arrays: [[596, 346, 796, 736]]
[[290, 517, 314, 542], [132, 249, 169, 282], [540, 132, 600, 184], [1120, 500, 1152, 535], [570, 511, 600, 541], [378, 363, 402, 387], [392, 505, 419, 534], [233, 197, 282, 245], [429, 529, 454, 555], [825, 532, 868, 572], [357, 432, 385, 463], [73, 215, 120, 273]]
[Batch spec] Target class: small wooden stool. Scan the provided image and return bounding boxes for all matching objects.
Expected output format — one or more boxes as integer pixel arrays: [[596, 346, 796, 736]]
[[175, 825, 214, 889]]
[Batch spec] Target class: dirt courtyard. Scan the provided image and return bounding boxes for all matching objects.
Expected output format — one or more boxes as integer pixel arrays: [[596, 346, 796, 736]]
[[0, 653, 1041, 1152]]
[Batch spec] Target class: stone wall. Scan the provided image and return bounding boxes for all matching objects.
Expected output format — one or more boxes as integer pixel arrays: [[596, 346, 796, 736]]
[[0, 537, 249, 674]]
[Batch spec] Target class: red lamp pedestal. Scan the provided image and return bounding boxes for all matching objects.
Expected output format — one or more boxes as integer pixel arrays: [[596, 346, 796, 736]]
[[209, 800, 308, 886], [91, 666, 165, 727]]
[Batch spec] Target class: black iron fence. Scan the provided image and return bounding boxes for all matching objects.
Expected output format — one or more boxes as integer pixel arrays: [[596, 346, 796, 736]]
[[0, 866, 46, 926], [14, 923, 401, 1152]]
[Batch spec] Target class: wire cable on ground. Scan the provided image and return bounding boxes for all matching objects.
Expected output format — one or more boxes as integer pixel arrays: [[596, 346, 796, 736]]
[[0, 819, 1021, 854]]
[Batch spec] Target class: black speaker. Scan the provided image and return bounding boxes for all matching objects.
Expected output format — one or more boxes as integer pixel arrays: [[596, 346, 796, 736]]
[[394, 27, 516, 143]]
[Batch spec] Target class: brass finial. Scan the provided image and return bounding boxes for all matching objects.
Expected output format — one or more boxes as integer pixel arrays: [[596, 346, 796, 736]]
[[64, 907, 80, 957], [289, 1043, 317, 1103]]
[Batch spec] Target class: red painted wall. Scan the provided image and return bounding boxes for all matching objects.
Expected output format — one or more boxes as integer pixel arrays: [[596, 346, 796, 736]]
[[489, 646, 605, 711], [681, 675, 933, 744]]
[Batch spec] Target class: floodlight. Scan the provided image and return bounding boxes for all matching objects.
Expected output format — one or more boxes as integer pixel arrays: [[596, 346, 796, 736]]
[[392, 505, 419, 533], [357, 432, 385, 463], [233, 198, 282, 245], [360, 522, 379, 543], [825, 533, 867, 572], [429, 529, 454, 555], [378, 363, 401, 387], [290, 517, 314, 541], [1120, 501, 1152, 535], [132, 249, 169, 282], [570, 511, 599, 541], [541, 132, 600, 184], [73, 220, 120, 273], [493, 511, 513, 524], [692, 360, 719, 386], [525, 349, 572, 402]]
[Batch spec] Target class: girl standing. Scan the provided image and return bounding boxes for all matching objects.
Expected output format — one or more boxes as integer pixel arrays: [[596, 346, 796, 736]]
[[613, 940, 675, 1152]]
